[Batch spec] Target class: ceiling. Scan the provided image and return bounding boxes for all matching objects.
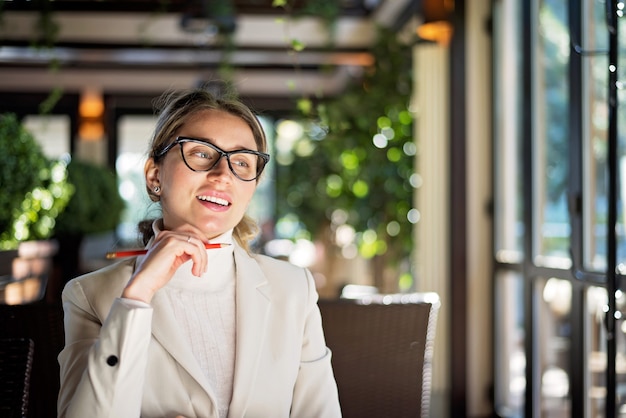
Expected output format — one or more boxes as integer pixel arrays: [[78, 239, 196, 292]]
[[0, 0, 417, 111]]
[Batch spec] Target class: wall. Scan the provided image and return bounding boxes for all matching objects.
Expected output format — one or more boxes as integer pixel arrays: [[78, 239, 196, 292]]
[[465, 0, 494, 415], [413, 1, 494, 416]]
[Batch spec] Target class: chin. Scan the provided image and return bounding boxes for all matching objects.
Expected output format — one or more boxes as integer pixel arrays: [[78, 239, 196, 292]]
[[200, 224, 231, 239]]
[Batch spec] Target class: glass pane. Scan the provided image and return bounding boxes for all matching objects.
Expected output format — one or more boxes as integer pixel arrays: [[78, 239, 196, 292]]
[[22, 114, 71, 159], [581, 0, 626, 271], [533, 0, 571, 267], [494, 270, 525, 417], [618, 12, 626, 269], [246, 116, 275, 250], [536, 277, 572, 417], [587, 286, 607, 417], [116, 115, 156, 245], [585, 285, 626, 416], [617, 287, 626, 415], [493, 0, 524, 262], [582, 0, 610, 271]]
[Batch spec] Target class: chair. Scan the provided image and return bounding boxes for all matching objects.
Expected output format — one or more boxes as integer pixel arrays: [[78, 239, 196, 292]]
[[0, 303, 65, 418], [0, 338, 34, 418], [318, 292, 440, 418]]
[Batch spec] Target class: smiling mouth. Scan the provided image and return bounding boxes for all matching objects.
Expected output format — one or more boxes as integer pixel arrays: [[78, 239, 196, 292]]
[[197, 195, 230, 206]]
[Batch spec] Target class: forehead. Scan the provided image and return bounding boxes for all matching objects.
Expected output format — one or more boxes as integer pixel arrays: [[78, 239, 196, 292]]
[[181, 109, 256, 149], [183, 109, 250, 133]]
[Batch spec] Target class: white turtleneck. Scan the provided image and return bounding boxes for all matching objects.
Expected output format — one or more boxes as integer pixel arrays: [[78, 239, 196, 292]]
[[140, 222, 237, 418]]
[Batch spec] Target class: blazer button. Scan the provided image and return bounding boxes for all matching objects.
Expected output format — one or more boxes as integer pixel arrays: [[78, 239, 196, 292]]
[[106, 355, 119, 366]]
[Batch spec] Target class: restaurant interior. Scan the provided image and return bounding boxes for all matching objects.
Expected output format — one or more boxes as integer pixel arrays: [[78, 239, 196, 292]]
[[1, 1, 623, 417]]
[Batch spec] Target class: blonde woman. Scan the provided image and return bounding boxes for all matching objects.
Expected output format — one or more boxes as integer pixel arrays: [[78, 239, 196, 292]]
[[58, 89, 341, 418]]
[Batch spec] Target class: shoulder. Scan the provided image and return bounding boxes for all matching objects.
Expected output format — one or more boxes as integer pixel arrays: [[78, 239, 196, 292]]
[[62, 259, 135, 317], [65, 258, 134, 291], [244, 250, 318, 304]]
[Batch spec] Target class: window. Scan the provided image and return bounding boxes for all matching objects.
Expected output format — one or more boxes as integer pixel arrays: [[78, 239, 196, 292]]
[[116, 115, 156, 245], [492, 0, 626, 416], [22, 114, 71, 159]]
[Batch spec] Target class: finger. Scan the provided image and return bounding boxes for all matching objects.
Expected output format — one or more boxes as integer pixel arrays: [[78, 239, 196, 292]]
[[184, 235, 208, 276], [167, 226, 209, 275], [146, 232, 200, 274]]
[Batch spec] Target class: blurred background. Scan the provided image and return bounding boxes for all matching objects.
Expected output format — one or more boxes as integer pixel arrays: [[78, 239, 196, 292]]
[[2, 0, 626, 417]]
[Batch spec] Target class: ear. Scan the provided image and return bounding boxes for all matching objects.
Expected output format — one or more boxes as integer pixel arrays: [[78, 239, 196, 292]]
[[144, 157, 160, 188]]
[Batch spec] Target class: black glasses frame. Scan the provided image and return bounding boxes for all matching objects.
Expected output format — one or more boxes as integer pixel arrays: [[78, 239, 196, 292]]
[[155, 136, 270, 181]]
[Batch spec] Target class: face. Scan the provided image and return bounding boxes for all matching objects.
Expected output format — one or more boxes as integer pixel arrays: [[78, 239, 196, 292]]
[[145, 109, 258, 240]]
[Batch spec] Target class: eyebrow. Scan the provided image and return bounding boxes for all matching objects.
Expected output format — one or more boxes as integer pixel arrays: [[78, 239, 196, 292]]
[[179, 136, 259, 152]]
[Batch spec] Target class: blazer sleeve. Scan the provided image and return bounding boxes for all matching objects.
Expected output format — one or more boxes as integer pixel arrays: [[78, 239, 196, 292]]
[[290, 268, 342, 418], [57, 279, 153, 418]]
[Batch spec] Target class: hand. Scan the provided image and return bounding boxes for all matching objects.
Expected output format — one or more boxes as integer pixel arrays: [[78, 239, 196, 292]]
[[122, 228, 209, 303]]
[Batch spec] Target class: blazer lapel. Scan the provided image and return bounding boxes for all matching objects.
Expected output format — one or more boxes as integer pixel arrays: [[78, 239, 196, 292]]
[[228, 247, 271, 417], [149, 291, 213, 384], [132, 232, 211, 393], [129, 257, 204, 387], [132, 235, 213, 395]]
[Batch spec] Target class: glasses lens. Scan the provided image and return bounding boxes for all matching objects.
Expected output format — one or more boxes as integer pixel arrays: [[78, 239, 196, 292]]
[[181, 141, 264, 180], [181, 141, 221, 171], [228, 151, 264, 180]]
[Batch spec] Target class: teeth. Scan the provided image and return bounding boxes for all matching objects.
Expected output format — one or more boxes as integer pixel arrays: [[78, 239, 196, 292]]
[[198, 195, 229, 206]]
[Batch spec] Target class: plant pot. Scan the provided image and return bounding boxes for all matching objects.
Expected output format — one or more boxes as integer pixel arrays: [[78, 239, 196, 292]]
[[0, 240, 59, 305]]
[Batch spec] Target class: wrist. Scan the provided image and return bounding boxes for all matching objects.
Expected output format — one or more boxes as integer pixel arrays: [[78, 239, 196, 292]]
[[122, 278, 156, 304]]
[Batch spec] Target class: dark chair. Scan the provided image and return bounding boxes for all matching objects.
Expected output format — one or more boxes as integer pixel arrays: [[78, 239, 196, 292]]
[[0, 303, 65, 418], [0, 338, 34, 418], [318, 292, 440, 418]]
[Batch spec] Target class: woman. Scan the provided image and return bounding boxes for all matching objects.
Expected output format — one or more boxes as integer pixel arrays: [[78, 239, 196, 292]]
[[57, 89, 341, 418]]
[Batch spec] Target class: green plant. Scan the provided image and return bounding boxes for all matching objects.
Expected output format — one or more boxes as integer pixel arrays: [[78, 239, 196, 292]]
[[275, 27, 414, 289], [54, 159, 125, 235], [0, 113, 74, 249]]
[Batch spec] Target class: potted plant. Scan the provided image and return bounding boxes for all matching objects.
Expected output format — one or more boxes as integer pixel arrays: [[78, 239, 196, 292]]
[[275, 28, 414, 293], [0, 113, 74, 303], [52, 158, 124, 291]]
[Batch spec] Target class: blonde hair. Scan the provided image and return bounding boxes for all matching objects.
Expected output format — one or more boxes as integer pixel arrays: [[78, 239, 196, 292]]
[[140, 88, 268, 252]]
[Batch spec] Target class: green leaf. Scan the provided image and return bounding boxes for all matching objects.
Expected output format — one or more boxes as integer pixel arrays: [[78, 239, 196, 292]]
[[297, 98, 312, 115], [291, 39, 306, 52]]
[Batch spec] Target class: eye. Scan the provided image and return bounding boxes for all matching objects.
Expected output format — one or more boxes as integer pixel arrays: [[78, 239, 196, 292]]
[[188, 145, 214, 160], [231, 158, 250, 168], [196, 151, 211, 159], [230, 153, 256, 168]]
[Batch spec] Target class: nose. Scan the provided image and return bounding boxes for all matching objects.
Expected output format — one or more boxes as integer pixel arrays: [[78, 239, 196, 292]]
[[208, 155, 233, 180]]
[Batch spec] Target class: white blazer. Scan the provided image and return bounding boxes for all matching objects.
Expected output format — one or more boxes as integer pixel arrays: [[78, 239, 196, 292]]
[[57, 244, 341, 418]]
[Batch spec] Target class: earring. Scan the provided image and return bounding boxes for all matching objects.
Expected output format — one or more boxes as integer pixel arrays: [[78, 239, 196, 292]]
[[153, 186, 161, 193]]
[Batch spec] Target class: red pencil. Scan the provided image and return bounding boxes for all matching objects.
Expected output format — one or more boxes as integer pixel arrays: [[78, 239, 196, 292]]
[[105, 243, 231, 259]]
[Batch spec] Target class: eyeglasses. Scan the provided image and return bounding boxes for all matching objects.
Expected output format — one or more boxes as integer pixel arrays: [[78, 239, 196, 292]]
[[155, 136, 270, 182]]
